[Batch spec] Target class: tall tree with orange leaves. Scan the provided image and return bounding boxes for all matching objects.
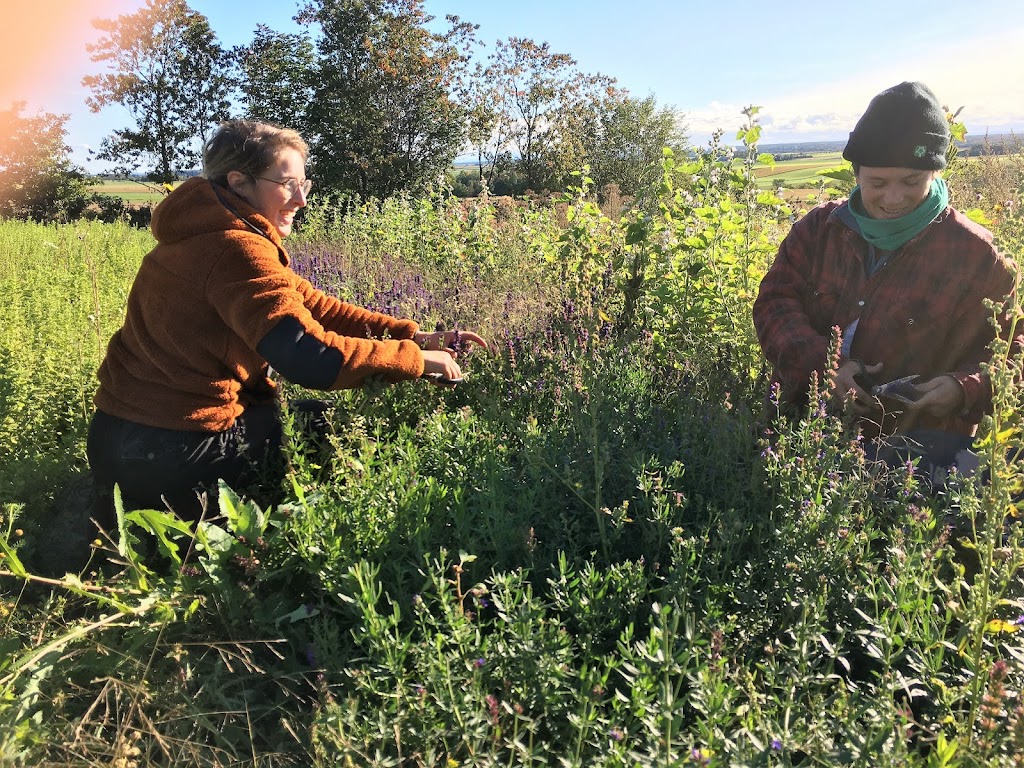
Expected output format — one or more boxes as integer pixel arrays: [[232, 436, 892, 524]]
[[83, 0, 233, 183]]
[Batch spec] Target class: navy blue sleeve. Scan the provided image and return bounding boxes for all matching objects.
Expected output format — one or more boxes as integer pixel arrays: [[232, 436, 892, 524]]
[[256, 316, 343, 390]]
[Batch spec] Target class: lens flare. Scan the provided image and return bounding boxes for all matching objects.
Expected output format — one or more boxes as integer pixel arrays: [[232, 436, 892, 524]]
[[0, 1, 139, 109]]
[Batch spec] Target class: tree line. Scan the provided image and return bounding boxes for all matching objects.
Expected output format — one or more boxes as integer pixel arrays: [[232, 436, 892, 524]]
[[0, 0, 687, 222]]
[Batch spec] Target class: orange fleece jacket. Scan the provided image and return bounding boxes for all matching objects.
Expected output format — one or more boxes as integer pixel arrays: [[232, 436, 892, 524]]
[[95, 177, 424, 432]]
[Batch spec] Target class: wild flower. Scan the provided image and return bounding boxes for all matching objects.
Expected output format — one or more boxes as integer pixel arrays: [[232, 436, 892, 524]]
[[770, 738, 783, 751], [485, 694, 500, 724], [473, 657, 486, 669], [979, 660, 1010, 748], [609, 727, 624, 742]]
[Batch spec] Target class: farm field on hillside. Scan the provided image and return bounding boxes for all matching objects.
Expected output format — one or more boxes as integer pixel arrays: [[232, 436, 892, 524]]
[[88, 178, 175, 205], [752, 152, 845, 200]]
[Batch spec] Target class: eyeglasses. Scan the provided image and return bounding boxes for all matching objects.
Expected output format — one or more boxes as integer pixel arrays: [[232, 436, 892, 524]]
[[256, 176, 313, 198]]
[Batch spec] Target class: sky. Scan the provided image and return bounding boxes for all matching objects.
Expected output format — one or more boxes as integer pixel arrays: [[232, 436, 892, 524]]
[[3, 0, 1023, 172]]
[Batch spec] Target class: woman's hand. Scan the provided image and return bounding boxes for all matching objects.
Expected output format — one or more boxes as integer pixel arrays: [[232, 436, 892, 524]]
[[421, 350, 463, 386], [414, 328, 487, 386], [831, 359, 882, 415], [413, 329, 488, 355], [905, 375, 965, 418]]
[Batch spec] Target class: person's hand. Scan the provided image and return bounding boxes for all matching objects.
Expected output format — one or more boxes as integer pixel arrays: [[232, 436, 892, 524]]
[[831, 359, 883, 415], [905, 374, 964, 418], [421, 349, 463, 386], [413, 329, 488, 355]]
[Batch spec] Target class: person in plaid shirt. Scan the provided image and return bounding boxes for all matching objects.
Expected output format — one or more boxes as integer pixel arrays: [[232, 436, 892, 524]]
[[754, 82, 1019, 465]]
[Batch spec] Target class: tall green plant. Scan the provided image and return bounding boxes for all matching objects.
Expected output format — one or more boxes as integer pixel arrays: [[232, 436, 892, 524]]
[[612, 108, 789, 383]]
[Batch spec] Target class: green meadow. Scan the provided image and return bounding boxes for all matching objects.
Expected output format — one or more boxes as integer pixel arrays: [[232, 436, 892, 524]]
[[2, 143, 1024, 765], [88, 179, 176, 206]]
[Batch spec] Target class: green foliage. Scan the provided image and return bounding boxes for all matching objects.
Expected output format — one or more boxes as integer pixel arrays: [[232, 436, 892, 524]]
[[479, 37, 617, 194], [297, 0, 476, 199], [578, 92, 689, 201], [84, 0, 234, 181], [0, 104, 93, 223], [0, 116, 1023, 766], [596, 107, 791, 385], [234, 23, 317, 132], [817, 162, 857, 197], [0, 220, 150, 517]]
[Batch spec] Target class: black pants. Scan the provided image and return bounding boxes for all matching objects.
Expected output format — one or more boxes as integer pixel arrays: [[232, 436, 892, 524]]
[[87, 400, 329, 523], [866, 429, 978, 490]]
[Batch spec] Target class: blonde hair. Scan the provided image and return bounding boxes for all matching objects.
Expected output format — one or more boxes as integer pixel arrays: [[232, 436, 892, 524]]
[[202, 120, 309, 186]]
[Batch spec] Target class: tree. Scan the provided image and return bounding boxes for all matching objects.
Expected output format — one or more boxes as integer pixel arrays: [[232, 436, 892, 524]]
[[585, 93, 688, 199], [234, 24, 317, 132], [83, 0, 233, 182], [0, 103, 91, 222], [485, 38, 616, 194], [460, 60, 513, 190], [297, 0, 475, 199]]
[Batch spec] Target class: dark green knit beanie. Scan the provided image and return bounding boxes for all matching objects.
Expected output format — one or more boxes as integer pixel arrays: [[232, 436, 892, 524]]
[[842, 81, 950, 170]]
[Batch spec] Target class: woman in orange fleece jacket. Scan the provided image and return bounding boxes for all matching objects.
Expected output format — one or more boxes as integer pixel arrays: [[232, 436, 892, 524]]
[[87, 120, 486, 523]]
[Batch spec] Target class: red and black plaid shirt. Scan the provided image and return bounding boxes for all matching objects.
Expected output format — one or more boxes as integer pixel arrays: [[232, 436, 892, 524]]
[[753, 200, 1019, 437]]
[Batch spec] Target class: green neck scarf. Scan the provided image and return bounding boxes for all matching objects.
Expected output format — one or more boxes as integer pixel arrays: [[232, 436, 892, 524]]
[[848, 177, 949, 250]]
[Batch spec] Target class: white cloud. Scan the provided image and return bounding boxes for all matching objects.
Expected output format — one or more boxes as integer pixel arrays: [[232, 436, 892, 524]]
[[684, 27, 1024, 144]]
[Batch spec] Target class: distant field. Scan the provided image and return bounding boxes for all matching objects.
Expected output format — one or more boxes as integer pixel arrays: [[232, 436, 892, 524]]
[[91, 152, 1005, 207], [88, 179, 175, 205], [753, 152, 846, 190]]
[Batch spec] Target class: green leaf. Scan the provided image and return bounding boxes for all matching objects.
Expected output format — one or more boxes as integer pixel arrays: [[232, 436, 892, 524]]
[[742, 125, 762, 145], [125, 509, 194, 567], [965, 208, 993, 226], [197, 522, 234, 559], [218, 481, 241, 526], [624, 221, 648, 245], [818, 166, 856, 184], [277, 604, 320, 625], [0, 534, 26, 578]]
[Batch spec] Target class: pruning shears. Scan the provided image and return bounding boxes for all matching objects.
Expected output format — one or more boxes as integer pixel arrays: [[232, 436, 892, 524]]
[[871, 374, 922, 404]]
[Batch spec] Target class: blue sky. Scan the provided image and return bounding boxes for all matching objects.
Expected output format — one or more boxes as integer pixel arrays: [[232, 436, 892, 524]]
[[8, 0, 1024, 170]]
